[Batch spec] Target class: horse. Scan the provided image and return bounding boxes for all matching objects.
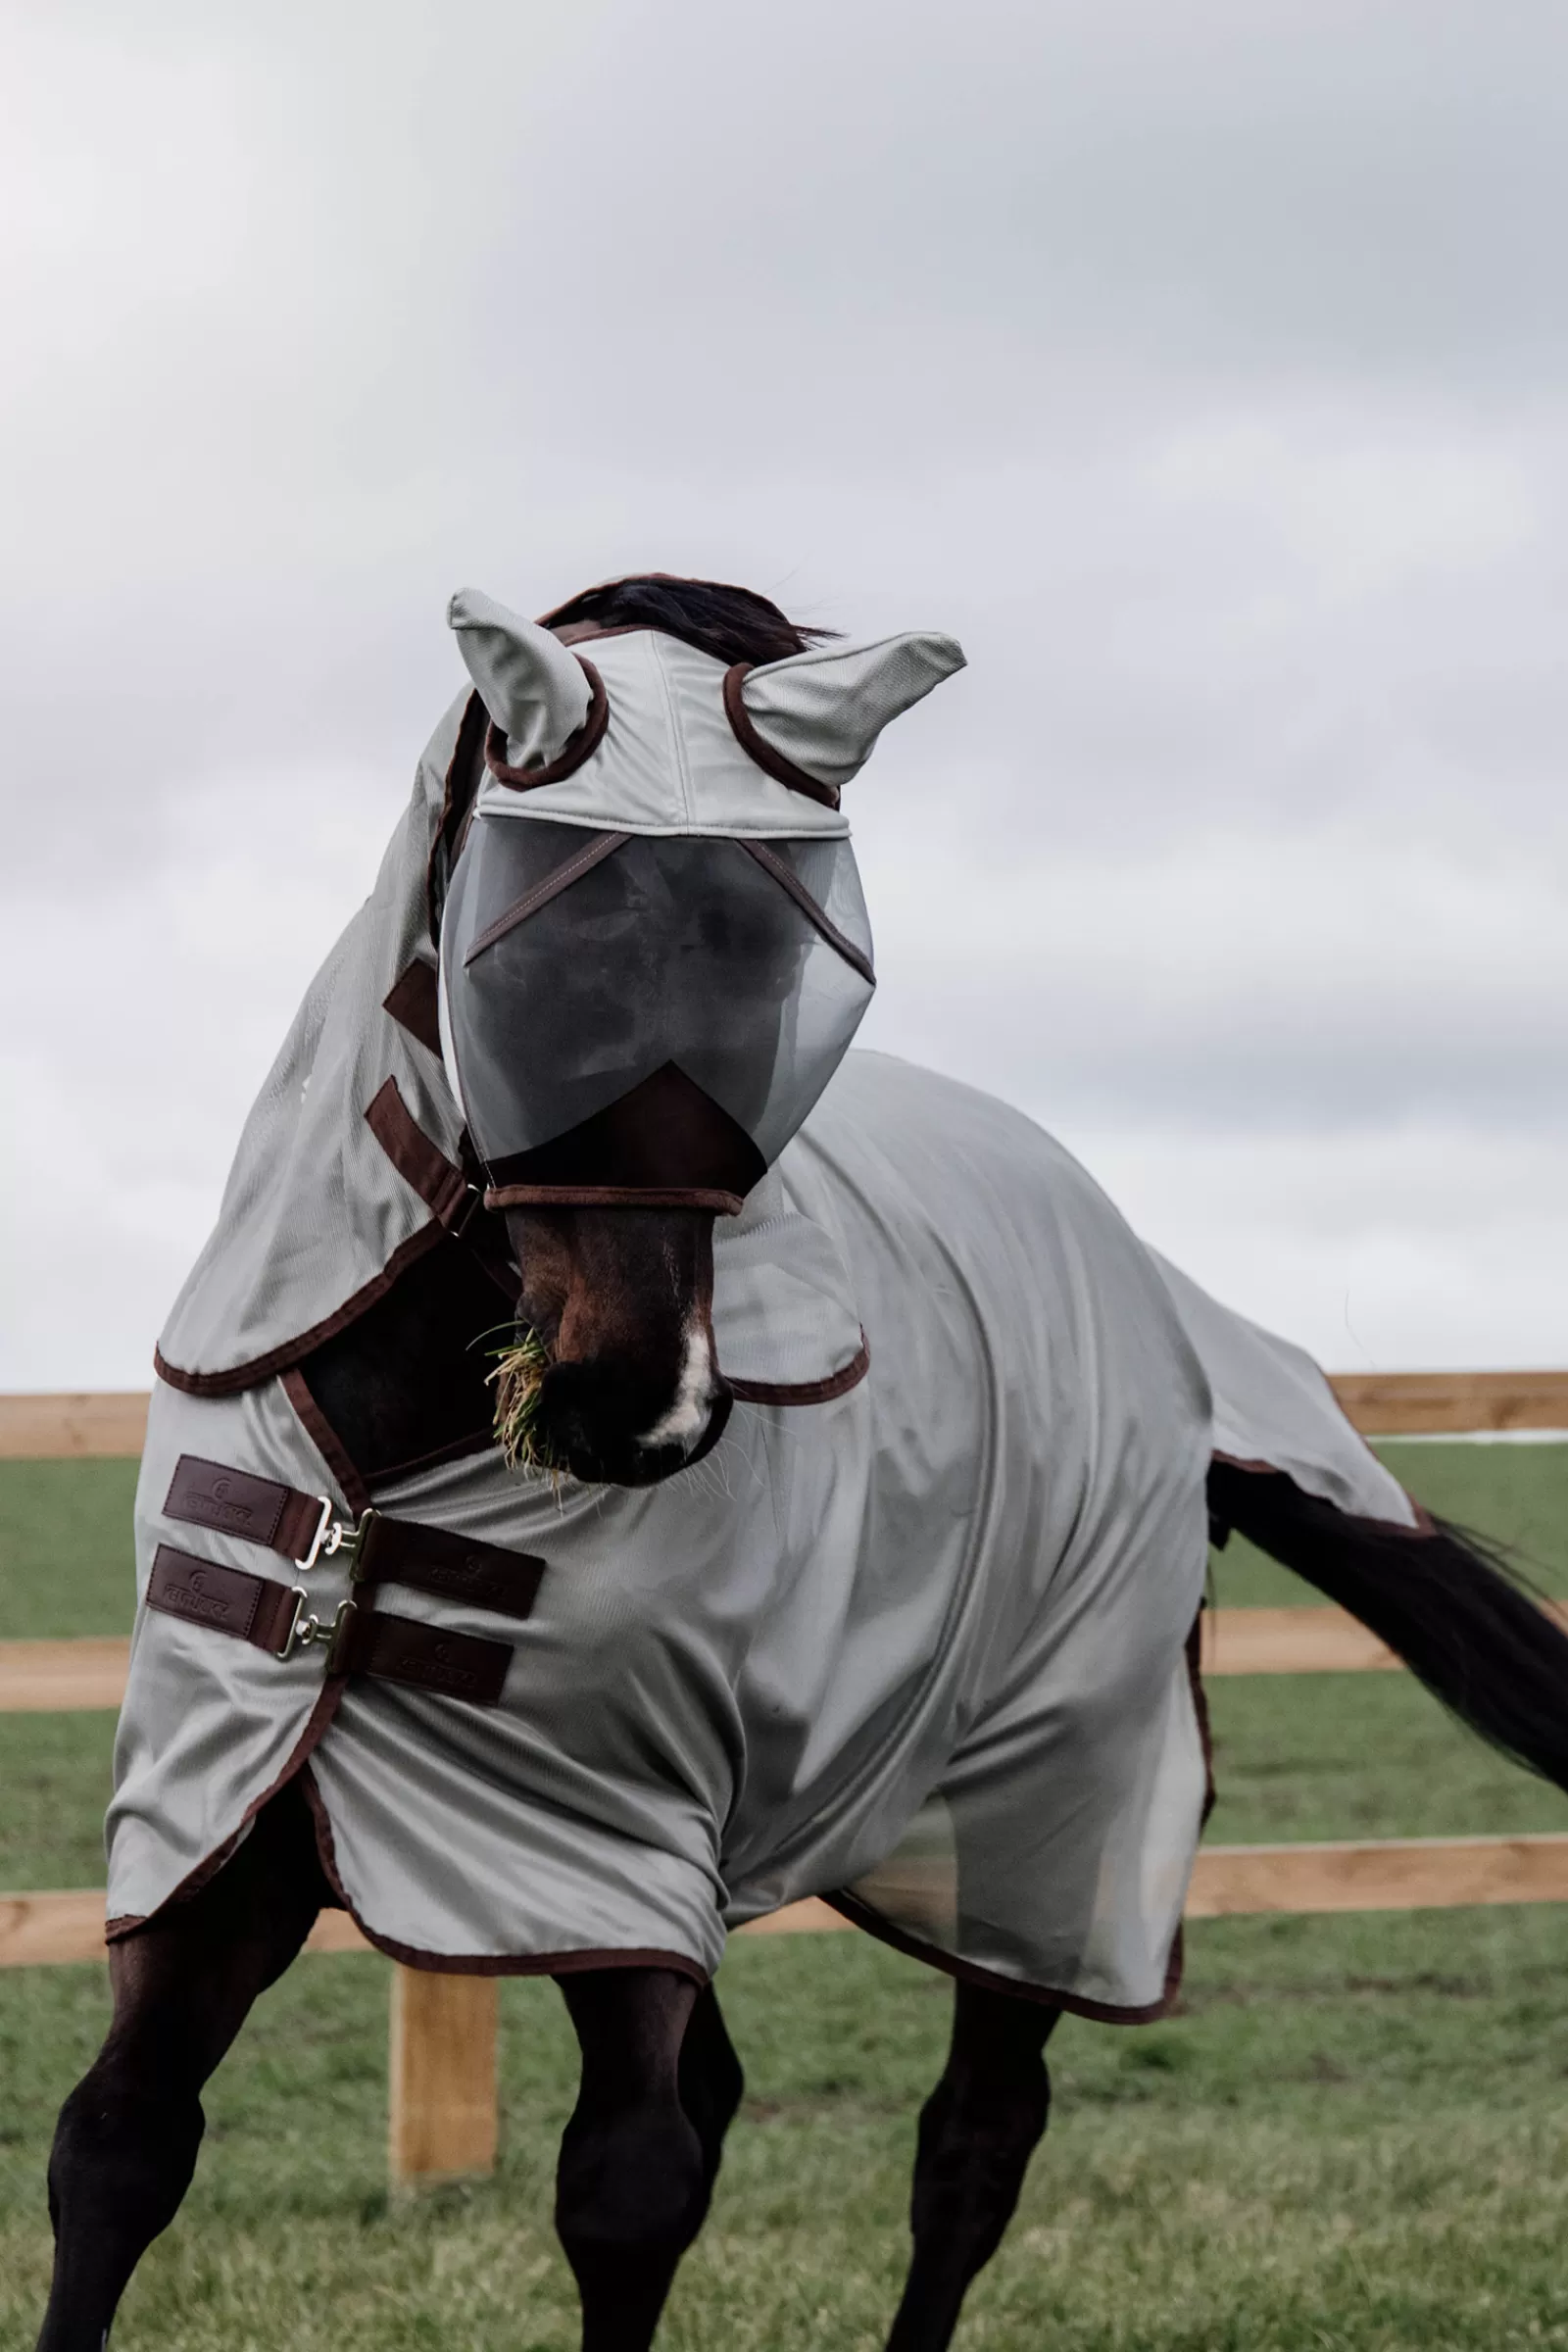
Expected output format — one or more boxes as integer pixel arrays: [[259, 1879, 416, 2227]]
[[36, 572, 1568, 2352]]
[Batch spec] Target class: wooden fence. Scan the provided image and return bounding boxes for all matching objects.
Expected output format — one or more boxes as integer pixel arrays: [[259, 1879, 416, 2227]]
[[3, 1375, 1566, 2181]]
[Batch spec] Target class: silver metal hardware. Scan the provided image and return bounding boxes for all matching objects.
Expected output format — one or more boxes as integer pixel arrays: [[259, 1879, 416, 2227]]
[[294, 1497, 335, 1572], [275, 1590, 357, 1664], [295, 1502, 374, 1574], [274, 1586, 312, 1657], [448, 1183, 483, 1240]]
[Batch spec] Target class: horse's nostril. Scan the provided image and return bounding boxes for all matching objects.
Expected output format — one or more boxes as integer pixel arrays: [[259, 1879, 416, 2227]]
[[533, 1357, 717, 1486], [537, 1360, 655, 1461]]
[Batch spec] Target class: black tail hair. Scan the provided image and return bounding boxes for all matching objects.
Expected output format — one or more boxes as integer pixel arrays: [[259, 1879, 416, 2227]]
[[1208, 1459, 1568, 1794]]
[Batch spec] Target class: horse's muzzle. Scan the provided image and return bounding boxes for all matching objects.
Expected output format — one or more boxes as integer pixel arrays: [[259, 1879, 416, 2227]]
[[533, 1360, 733, 1487]]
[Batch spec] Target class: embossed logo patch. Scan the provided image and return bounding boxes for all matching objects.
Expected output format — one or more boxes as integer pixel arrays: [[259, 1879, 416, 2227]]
[[165, 1457, 288, 1548]]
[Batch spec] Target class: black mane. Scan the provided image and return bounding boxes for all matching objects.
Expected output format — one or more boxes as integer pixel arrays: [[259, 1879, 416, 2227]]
[[540, 572, 835, 668]]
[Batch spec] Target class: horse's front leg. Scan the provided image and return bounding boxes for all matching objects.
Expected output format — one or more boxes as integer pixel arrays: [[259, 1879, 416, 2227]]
[[554, 1966, 717, 2352], [677, 1982, 745, 2196], [885, 1981, 1059, 2352], [36, 1784, 327, 2352]]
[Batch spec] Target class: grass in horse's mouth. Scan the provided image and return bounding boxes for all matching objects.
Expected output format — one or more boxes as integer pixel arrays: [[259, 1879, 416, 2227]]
[[486, 1331, 554, 1474]]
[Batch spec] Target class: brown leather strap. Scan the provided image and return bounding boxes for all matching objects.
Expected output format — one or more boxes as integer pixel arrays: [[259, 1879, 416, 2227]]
[[164, 1456, 331, 1564], [484, 1183, 744, 1214], [364, 1078, 474, 1230], [163, 1456, 546, 1622], [354, 1512, 546, 1621], [146, 1544, 513, 1705], [338, 1610, 513, 1705], [147, 1544, 301, 1651], [382, 958, 443, 1056]]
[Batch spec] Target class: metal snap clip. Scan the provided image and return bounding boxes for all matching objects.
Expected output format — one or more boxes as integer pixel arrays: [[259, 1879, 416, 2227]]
[[276, 1591, 357, 1664], [295, 1502, 376, 1575]]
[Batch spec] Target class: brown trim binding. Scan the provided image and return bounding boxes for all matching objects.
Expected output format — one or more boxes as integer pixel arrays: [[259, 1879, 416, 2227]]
[[727, 1332, 871, 1408], [426, 690, 489, 941], [722, 662, 841, 810], [154, 1221, 448, 1399], [1211, 1449, 1436, 1538], [820, 1595, 1211, 2025], [823, 1887, 1184, 2025], [463, 829, 630, 965], [298, 1771, 710, 1984], [484, 1063, 765, 1206], [736, 839, 875, 985], [483, 659, 609, 789], [363, 1078, 472, 1229], [280, 1370, 374, 1518], [106, 1675, 349, 1942], [382, 958, 443, 1057], [155, 1085, 477, 1399], [485, 1182, 745, 1214], [349, 1424, 499, 1486]]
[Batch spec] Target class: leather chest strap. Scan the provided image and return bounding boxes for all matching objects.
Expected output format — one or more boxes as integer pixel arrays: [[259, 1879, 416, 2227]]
[[163, 1455, 545, 1623], [354, 1512, 545, 1622], [146, 1544, 300, 1651], [162, 1456, 327, 1565], [145, 1545, 513, 1707]]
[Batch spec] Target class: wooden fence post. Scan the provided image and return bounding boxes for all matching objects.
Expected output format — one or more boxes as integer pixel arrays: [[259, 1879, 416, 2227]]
[[388, 1967, 499, 2184]]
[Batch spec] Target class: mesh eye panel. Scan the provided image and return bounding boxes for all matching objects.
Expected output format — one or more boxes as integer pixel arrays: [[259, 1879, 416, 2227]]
[[441, 819, 875, 1180], [757, 836, 874, 969]]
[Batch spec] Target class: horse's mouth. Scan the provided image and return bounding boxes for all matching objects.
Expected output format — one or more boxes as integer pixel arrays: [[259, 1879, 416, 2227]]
[[494, 1348, 734, 1488], [553, 1386, 734, 1488], [552, 1436, 692, 1489]]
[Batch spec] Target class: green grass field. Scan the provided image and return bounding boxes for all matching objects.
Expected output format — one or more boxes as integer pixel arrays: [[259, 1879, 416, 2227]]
[[4, 1445, 1568, 2350]]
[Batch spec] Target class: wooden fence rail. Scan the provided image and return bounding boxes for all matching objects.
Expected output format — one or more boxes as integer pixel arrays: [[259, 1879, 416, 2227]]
[[3, 1378, 1565, 2180], [22, 1600, 1554, 1715], [5, 1370, 1567, 1460], [15, 1837, 1568, 1973]]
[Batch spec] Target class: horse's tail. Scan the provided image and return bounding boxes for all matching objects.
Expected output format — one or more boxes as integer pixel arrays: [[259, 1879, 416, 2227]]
[[1207, 1458, 1568, 1793]]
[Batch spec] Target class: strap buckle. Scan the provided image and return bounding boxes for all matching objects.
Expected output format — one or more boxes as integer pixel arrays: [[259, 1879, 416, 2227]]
[[448, 1183, 484, 1241], [295, 1503, 375, 1575], [275, 1591, 359, 1669]]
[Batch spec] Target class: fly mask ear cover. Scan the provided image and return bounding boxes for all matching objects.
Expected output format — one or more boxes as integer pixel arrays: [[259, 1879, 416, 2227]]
[[437, 589, 965, 1210]]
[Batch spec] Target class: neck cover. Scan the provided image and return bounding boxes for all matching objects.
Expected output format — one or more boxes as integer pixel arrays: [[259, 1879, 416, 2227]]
[[437, 592, 964, 1209]]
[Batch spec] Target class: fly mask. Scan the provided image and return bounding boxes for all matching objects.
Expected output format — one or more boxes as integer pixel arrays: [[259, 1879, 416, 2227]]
[[437, 585, 964, 1481]]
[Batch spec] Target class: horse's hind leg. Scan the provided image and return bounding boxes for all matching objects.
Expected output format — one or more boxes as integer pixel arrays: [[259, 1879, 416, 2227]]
[[36, 1782, 328, 2352], [885, 1981, 1059, 2352], [555, 1966, 716, 2352]]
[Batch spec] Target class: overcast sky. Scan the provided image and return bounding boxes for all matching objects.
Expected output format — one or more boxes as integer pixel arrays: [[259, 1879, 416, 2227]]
[[4, 0, 1565, 1386]]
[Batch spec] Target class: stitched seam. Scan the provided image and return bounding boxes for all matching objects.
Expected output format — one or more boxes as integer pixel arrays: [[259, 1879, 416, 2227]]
[[463, 831, 629, 963], [736, 840, 876, 985], [650, 637, 695, 825]]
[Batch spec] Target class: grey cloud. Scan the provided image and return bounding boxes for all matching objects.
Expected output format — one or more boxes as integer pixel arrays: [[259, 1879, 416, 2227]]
[[3, 0, 1564, 1380]]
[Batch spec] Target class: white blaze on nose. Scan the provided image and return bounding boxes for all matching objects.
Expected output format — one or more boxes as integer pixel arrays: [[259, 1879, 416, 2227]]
[[637, 1322, 714, 1453]]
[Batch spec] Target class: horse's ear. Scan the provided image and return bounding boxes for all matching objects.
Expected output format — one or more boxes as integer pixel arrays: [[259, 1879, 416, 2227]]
[[737, 631, 965, 792], [448, 588, 594, 770]]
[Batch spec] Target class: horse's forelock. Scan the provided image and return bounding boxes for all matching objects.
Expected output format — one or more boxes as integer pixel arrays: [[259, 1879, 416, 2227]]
[[539, 574, 837, 669]]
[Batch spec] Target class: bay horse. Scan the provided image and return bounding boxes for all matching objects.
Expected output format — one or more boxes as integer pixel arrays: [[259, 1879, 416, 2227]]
[[36, 573, 1568, 2352]]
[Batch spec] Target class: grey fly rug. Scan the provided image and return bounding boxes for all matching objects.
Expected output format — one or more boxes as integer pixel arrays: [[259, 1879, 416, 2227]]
[[107, 625, 1414, 2022]]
